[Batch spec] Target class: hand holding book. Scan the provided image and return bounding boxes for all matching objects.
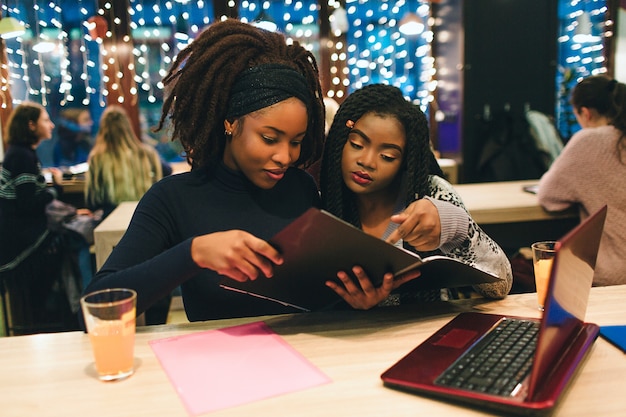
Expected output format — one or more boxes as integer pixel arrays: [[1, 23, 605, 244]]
[[326, 265, 422, 310]]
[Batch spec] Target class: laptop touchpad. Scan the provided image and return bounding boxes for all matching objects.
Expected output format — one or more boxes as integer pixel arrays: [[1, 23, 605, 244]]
[[433, 329, 478, 349]]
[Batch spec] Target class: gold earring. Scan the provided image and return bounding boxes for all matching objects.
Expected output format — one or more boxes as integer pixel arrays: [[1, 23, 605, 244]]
[[225, 130, 232, 136]]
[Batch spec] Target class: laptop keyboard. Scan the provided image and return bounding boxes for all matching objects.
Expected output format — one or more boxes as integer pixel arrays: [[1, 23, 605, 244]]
[[435, 318, 539, 397]]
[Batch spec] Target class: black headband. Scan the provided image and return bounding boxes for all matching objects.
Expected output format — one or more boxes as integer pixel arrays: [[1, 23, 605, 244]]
[[225, 63, 311, 119]]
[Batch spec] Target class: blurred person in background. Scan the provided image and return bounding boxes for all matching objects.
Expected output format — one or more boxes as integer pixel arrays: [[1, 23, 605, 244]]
[[53, 107, 94, 167], [0, 102, 78, 334], [85, 105, 168, 221], [538, 75, 626, 286]]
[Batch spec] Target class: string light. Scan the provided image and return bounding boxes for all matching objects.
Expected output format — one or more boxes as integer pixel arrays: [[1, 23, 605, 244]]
[[131, 0, 154, 104], [49, 2, 75, 106], [556, 0, 607, 138], [77, 0, 93, 106], [0, 1, 22, 107], [343, 0, 433, 108], [16, 35, 30, 103]]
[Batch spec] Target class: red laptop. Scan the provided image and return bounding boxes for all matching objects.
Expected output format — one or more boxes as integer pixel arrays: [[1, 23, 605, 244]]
[[381, 205, 607, 415]]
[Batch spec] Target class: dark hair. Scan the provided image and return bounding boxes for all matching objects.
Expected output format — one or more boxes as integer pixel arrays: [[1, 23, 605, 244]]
[[156, 19, 325, 170], [6, 102, 44, 147], [571, 75, 626, 138], [320, 84, 443, 227]]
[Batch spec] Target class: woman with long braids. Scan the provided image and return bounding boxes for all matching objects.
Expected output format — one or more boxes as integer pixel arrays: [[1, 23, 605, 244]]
[[319, 84, 512, 309], [83, 19, 326, 321], [538, 75, 626, 286]]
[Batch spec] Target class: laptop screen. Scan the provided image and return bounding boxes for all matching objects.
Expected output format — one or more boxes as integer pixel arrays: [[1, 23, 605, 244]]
[[529, 206, 606, 398]]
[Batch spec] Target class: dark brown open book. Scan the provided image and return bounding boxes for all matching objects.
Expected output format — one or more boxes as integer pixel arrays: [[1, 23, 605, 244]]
[[220, 208, 500, 311]]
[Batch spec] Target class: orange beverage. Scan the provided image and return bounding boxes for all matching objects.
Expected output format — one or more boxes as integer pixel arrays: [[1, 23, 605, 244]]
[[531, 241, 557, 311], [88, 309, 136, 380], [81, 288, 137, 381], [533, 258, 553, 310]]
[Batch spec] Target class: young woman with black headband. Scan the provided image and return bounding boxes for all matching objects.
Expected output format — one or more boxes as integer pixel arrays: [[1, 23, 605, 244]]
[[82, 19, 326, 321], [538, 75, 626, 286]]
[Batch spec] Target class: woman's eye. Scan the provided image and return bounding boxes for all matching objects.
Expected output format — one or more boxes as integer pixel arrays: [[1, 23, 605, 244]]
[[349, 141, 363, 150], [262, 135, 278, 144], [381, 154, 398, 162]]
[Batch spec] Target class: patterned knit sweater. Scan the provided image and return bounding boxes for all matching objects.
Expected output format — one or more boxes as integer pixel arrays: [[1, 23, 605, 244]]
[[538, 125, 626, 286], [382, 175, 513, 303]]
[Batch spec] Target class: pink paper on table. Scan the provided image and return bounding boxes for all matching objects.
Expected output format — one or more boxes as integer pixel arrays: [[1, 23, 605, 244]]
[[149, 321, 331, 415]]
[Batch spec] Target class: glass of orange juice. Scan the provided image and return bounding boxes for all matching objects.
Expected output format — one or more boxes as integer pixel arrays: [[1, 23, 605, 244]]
[[531, 241, 557, 311], [81, 288, 137, 381]]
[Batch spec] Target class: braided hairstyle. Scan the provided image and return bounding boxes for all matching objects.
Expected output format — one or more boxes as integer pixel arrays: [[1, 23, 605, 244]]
[[156, 19, 325, 169], [571, 75, 626, 161], [320, 84, 443, 227]]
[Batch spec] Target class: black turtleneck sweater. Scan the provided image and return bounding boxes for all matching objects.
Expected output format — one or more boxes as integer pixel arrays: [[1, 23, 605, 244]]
[[85, 162, 321, 321]]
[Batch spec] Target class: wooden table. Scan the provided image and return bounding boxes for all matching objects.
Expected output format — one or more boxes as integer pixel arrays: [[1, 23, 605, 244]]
[[93, 201, 138, 269], [437, 158, 458, 184], [51, 161, 190, 210], [454, 180, 579, 253], [47, 177, 87, 208], [60, 177, 86, 195], [1, 286, 624, 417], [454, 180, 576, 224]]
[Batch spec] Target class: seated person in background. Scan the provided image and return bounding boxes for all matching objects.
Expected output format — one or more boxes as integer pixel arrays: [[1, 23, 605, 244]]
[[53, 107, 93, 167], [319, 84, 512, 308], [85, 105, 168, 221], [0, 102, 78, 334], [82, 19, 326, 322], [538, 75, 626, 286]]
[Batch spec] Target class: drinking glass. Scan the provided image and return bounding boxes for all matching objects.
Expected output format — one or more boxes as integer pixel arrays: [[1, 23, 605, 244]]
[[531, 241, 557, 311], [81, 288, 137, 381]]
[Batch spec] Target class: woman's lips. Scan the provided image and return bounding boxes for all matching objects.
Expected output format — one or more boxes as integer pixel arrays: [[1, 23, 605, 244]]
[[266, 169, 286, 181], [351, 171, 372, 185]]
